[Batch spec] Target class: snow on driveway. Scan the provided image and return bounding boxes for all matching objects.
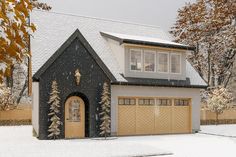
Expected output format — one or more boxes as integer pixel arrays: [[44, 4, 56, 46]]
[[200, 124, 236, 137], [0, 125, 236, 157], [0, 126, 169, 157]]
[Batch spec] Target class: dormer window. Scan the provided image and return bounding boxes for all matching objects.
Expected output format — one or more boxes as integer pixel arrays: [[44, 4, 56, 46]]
[[144, 50, 155, 72], [130, 49, 142, 71], [171, 53, 181, 74], [127, 47, 183, 79], [158, 52, 169, 73]]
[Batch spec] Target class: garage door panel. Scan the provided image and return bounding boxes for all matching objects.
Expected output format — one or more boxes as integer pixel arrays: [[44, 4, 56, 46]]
[[118, 106, 136, 135], [172, 106, 190, 133], [136, 106, 155, 135], [117, 98, 191, 136], [154, 107, 172, 134]]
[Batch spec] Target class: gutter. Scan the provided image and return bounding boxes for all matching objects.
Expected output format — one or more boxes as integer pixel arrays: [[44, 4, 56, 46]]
[[111, 81, 208, 89]]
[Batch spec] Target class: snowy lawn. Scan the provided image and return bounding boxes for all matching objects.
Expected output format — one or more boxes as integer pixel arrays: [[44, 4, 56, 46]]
[[200, 124, 236, 137], [1, 125, 236, 157], [0, 126, 170, 157]]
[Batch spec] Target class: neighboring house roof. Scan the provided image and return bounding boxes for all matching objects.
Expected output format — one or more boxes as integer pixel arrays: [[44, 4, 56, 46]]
[[31, 10, 207, 88], [100, 32, 195, 51]]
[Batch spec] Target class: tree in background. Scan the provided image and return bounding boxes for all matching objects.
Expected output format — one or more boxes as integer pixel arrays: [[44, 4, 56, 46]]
[[170, 0, 236, 88], [12, 61, 28, 104], [0, 0, 51, 110], [99, 82, 111, 139], [207, 87, 233, 124], [48, 81, 61, 139], [0, 84, 14, 111]]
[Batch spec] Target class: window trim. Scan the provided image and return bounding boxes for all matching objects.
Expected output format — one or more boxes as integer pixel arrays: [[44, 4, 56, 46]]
[[143, 50, 156, 73], [157, 52, 169, 73], [118, 97, 192, 107], [174, 98, 190, 106], [170, 53, 182, 74], [129, 49, 143, 72], [138, 98, 155, 106], [118, 98, 136, 105], [156, 98, 172, 106]]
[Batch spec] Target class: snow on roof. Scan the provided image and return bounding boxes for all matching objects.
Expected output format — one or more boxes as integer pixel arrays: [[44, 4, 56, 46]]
[[31, 10, 207, 87], [100, 31, 193, 49]]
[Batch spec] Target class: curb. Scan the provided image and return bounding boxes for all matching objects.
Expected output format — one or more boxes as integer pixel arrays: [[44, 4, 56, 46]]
[[199, 132, 236, 138]]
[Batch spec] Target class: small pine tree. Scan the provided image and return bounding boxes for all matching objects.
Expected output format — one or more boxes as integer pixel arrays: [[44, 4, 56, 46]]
[[48, 80, 61, 139], [99, 82, 111, 139]]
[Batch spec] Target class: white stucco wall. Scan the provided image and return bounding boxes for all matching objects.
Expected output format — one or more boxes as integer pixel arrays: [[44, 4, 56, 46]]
[[111, 85, 201, 135], [32, 82, 39, 135]]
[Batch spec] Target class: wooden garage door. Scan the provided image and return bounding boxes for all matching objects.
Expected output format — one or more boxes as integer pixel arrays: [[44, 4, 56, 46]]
[[172, 99, 191, 133], [118, 97, 191, 136], [118, 98, 136, 135]]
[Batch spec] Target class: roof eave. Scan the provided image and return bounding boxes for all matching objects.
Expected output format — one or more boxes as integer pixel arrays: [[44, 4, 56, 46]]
[[100, 32, 195, 51], [111, 81, 208, 89], [122, 39, 195, 51]]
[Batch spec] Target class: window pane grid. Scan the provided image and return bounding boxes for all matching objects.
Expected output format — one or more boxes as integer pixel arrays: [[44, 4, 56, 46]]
[[138, 98, 155, 105], [171, 54, 181, 73], [144, 51, 155, 72], [156, 99, 171, 106], [129, 49, 182, 75], [130, 50, 142, 71], [69, 100, 80, 122], [174, 99, 189, 106], [158, 53, 168, 73], [119, 98, 190, 106], [118, 98, 136, 105]]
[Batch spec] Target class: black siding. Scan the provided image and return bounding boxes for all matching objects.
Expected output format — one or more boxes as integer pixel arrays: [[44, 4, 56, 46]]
[[38, 38, 110, 139]]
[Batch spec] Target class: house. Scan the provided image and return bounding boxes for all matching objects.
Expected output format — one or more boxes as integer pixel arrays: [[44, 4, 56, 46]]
[[31, 10, 207, 140]]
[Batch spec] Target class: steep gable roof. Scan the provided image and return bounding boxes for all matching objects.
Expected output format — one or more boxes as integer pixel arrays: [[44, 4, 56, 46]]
[[31, 10, 207, 87], [33, 29, 116, 81]]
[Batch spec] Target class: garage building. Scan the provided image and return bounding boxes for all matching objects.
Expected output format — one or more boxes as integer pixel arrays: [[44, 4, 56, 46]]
[[31, 10, 207, 139]]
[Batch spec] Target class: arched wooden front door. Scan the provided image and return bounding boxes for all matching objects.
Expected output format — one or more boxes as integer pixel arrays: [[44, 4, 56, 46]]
[[65, 96, 85, 138]]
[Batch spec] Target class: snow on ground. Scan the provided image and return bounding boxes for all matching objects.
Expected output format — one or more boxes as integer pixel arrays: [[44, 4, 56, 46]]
[[200, 124, 236, 137], [0, 125, 236, 157], [0, 126, 169, 157]]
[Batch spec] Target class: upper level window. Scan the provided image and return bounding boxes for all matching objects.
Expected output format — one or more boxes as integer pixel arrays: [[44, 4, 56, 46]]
[[171, 53, 181, 74], [158, 53, 169, 73], [130, 49, 142, 71], [128, 48, 182, 75], [144, 51, 155, 72]]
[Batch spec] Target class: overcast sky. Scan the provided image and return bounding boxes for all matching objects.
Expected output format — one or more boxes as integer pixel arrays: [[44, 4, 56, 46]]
[[40, 0, 195, 33]]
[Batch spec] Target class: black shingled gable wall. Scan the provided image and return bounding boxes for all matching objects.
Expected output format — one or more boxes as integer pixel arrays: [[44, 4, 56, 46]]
[[37, 36, 110, 139]]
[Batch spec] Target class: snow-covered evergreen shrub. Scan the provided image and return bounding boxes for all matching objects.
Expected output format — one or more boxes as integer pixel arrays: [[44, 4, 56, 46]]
[[207, 86, 233, 124], [99, 82, 111, 139], [48, 81, 61, 139]]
